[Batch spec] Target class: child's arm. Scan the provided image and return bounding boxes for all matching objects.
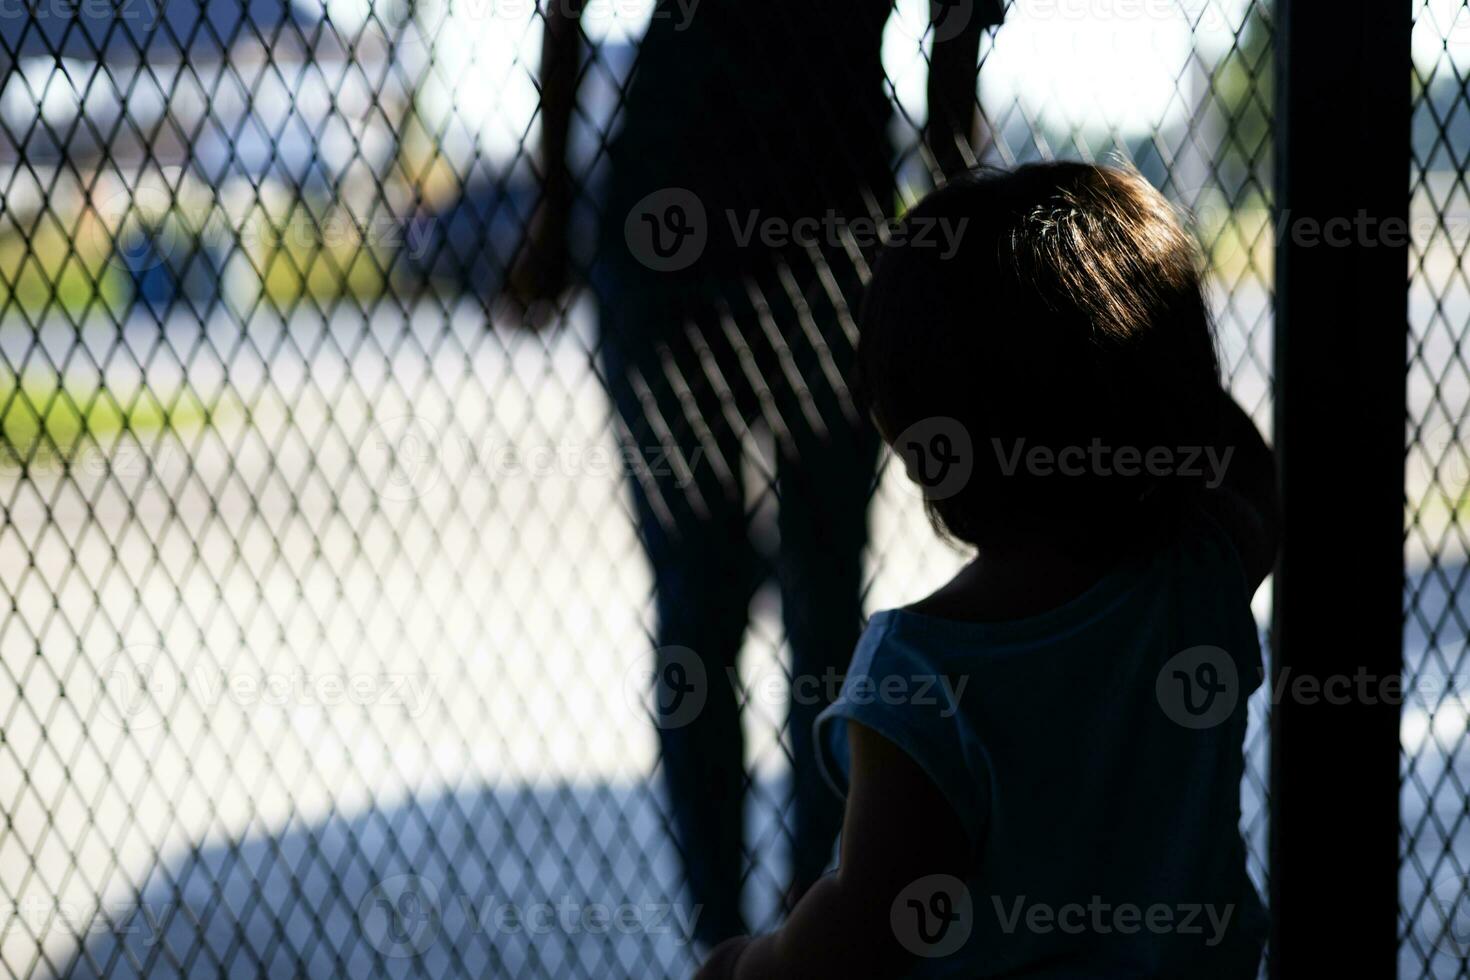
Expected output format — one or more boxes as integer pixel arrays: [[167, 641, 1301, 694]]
[[695, 721, 973, 980], [1202, 388, 1280, 593]]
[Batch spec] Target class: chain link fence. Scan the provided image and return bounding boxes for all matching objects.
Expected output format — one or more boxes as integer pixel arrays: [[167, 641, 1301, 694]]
[[0, 1, 1276, 976], [1403, 1, 1470, 975]]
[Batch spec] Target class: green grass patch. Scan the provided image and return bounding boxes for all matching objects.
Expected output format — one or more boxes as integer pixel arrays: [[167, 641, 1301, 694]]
[[1, 371, 225, 459], [0, 219, 131, 319]]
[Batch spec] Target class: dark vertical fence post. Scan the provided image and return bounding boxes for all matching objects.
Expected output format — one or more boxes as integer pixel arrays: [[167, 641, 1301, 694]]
[[1270, 0, 1410, 975]]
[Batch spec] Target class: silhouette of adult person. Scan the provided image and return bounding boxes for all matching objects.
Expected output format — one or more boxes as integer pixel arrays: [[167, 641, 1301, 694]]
[[508, 0, 1004, 948]]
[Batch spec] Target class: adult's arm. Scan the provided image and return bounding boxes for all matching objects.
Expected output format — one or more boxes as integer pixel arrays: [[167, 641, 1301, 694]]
[[504, 1, 585, 309], [925, 0, 1005, 178]]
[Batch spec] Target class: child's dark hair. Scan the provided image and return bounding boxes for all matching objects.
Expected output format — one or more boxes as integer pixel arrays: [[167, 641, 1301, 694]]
[[857, 162, 1224, 552]]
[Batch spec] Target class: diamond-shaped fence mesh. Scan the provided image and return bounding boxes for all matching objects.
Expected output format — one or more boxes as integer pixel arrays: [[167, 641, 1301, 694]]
[[1403, 2, 1470, 976], [0, 1, 1275, 977]]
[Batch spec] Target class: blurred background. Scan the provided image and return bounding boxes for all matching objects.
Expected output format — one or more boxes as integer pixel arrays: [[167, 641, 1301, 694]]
[[0, 0, 1463, 976]]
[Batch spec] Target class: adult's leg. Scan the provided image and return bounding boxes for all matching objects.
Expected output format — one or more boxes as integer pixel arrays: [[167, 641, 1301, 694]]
[[756, 266, 881, 901], [597, 278, 759, 946], [776, 422, 878, 899]]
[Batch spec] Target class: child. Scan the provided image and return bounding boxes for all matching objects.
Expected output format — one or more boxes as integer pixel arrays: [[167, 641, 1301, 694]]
[[696, 162, 1275, 978]]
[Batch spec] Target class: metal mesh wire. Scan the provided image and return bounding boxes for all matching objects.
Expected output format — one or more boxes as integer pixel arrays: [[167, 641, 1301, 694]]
[[1402, 2, 1470, 975], [0, 1, 1275, 976]]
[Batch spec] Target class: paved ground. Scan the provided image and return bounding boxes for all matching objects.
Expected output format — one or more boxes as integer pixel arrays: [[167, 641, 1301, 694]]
[[0, 285, 1464, 977]]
